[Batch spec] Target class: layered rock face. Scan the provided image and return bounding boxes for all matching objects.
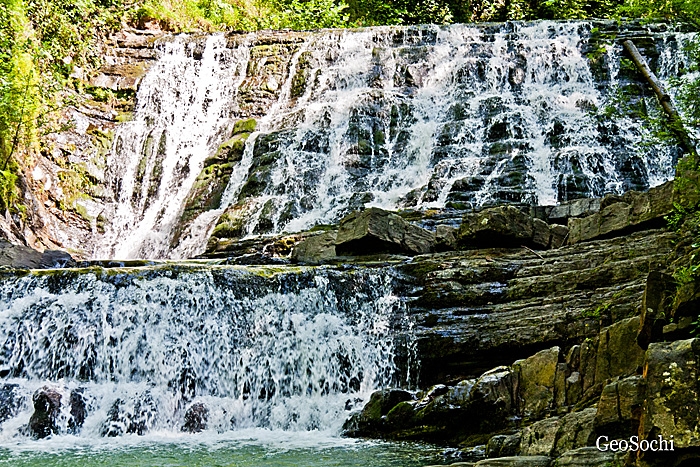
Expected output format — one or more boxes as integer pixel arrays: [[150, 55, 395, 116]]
[[334, 179, 700, 467]]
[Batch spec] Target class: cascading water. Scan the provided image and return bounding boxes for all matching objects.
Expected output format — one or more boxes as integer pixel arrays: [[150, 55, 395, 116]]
[[0, 265, 406, 441], [96, 34, 251, 260], [97, 21, 690, 260]]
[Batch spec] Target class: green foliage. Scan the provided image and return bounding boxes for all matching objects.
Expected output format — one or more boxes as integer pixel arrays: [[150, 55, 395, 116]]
[[581, 302, 610, 320], [619, 0, 700, 29]]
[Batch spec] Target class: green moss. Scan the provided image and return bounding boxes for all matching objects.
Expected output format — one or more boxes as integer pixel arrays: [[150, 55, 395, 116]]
[[232, 118, 256, 136]]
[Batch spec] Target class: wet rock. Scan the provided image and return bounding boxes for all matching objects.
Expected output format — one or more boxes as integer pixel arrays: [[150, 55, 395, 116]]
[[637, 272, 675, 350], [68, 389, 88, 434], [474, 456, 551, 466], [28, 387, 63, 439], [292, 231, 337, 264], [101, 393, 157, 437], [182, 402, 209, 433], [514, 347, 559, 421], [567, 181, 673, 244], [594, 375, 645, 439], [553, 447, 617, 466], [342, 388, 413, 437], [0, 383, 21, 424], [40, 250, 77, 268], [548, 198, 601, 224], [335, 208, 435, 256]]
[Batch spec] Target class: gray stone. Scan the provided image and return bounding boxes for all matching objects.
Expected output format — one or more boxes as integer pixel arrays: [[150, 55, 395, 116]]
[[549, 224, 569, 249], [637, 272, 675, 350], [335, 208, 435, 256], [457, 206, 534, 249], [520, 417, 561, 456], [553, 447, 617, 466], [291, 231, 337, 264], [487, 433, 522, 458], [182, 402, 209, 433], [436, 225, 458, 251], [548, 198, 601, 224], [567, 182, 673, 244]]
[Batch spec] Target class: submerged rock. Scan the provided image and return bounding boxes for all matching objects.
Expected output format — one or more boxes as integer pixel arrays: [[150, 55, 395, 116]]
[[68, 389, 88, 434]]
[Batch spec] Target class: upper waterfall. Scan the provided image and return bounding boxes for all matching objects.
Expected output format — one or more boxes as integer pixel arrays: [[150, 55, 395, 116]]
[[96, 21, 687, 260]]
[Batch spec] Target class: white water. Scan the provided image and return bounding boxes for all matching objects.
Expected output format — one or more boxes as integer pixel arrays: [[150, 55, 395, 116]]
[[98, 22, 688, 260], [96, 34, 251, 260], [0, 266, 406, 442]]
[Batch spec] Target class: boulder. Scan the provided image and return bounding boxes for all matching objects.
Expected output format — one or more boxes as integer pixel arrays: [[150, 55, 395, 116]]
[[457, 206, 534, 249], [335, 208, 434, 256], [28, 387, 63, 439], [639, 339, 700, 449], [0, 241, 75, 269], [182, 402, 209, 433], [551, 408, 597, 456], [549, 225, 569, 249], [342, 388, 413, 437], [594, 317, 645, 384], [40, 250, 76, 268], [567, 181, 673, 244], [487, 433, 522, 458], [68, 389, 87, 434], [291, 231, 337, 264], [519, 409, 596, 458], [519, 417, 561, 456], [436, 225, 458, 251], [514, 347, 560, 421]]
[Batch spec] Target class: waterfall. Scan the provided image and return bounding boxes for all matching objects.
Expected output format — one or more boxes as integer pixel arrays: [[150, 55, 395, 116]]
[[0, 266, 406, 440], [97, 21, 689, 260], [96, 34, 251, 260]]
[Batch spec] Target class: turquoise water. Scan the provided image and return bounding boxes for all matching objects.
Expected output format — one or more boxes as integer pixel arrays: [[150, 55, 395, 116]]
[[0, 431, 447, 467]]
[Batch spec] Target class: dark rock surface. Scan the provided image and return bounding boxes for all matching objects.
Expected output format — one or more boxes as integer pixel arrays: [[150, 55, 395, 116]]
[[28, 387, 63, 439]]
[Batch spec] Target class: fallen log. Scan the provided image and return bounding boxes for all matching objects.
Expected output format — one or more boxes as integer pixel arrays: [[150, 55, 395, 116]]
[[623, 39, 696, 156]]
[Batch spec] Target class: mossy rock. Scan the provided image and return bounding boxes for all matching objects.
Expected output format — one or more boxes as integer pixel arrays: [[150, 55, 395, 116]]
[[232, 118, 257, 136], [211, 212, 245, 239]]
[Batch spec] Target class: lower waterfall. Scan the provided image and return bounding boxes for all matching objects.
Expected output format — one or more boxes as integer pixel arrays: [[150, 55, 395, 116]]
[[0, 265, 408, 441]]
